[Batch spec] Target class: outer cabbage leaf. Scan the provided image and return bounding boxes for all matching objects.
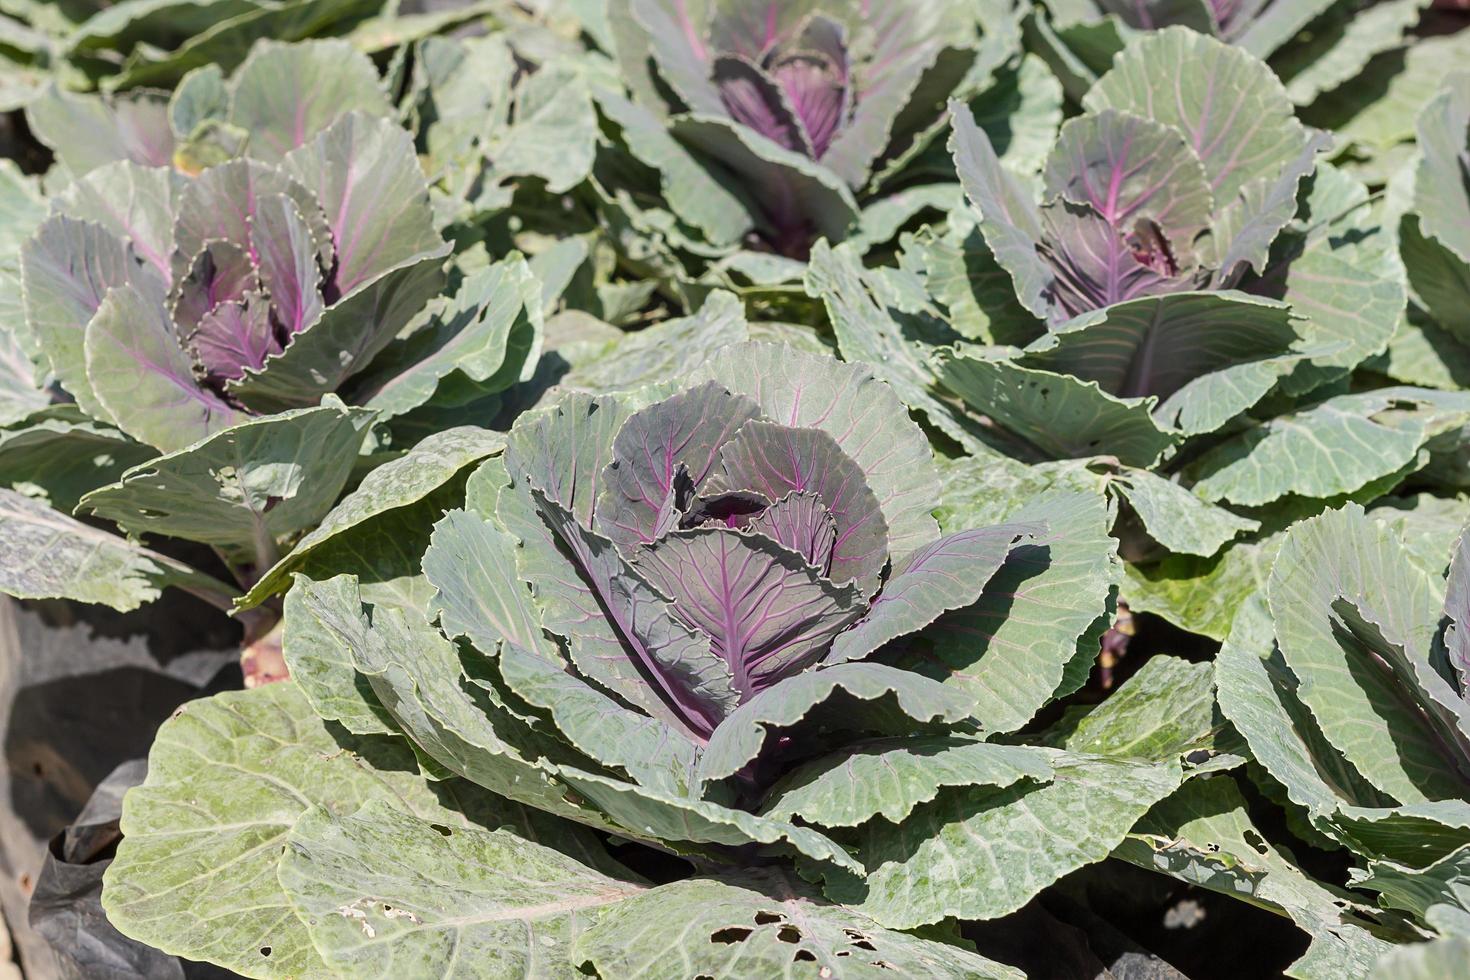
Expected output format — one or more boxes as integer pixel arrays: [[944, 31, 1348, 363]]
[[761, 735, 1054, 828], [25, 86, 174, 176], [20, 214, 154, 425], [937, 347, 1178, 468], [1023, 292, 1306, 435], [0, 414, 156, 514], [696, 662, 977, 786], [227, 39, 391, 163], [279, 800, 642, 979], [1267, 505, 1468, 805], [822, 751, 1183, 928], [1044, 654, 1235, 766], [101, 682, 612, 979], [281, 573, 398, 737], [1117, 776, 1395, 979], [284, 803, 1018, 980], [1185, 389, 1470, 507], [350, 257, 545, 420], [1212, 506, 1470, 942], [0, 488, 236, 613], [497, 641, 702, 795], [1407, 74, 1470, 347], [804, 239, 1010, 455], [26, 38, 394, 178], [240, 426, 506, 608], [921, 486, 1121, 731], [78, 401, 375, 566], [826, 521, 1043, 665], [571, 870, 1023, 980]]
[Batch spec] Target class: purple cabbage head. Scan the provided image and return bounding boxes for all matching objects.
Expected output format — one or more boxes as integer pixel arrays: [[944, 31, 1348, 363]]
[[611, 0, 1001, 256], [949, 26, 1328, 326], [494, 344, 1037, 743]]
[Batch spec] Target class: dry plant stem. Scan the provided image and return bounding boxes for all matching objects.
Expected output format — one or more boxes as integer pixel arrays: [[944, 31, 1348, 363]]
[[214, 543, 289, 686], [239, 607, 287, 688]]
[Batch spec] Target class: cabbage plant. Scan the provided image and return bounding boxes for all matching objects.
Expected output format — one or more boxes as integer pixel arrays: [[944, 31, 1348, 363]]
[[806, 27, 1470, 626], [1029, 0, 1432, 108], [1213, 504, 1470, 955], [22, 114, 452, 441], [1030, 2, 1470, 186], [592, 0, 1044, 300], [22, 25, 599, 204], [0, 59, 544, 669], [99, 343, 1187, 977], [1021, 500, 1468, 975]]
